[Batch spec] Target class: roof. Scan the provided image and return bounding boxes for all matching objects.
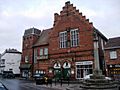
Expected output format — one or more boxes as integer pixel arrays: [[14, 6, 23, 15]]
[[33, 28, 52, 47], [94, 28, 108, 41], [3, 49, 22, 55], [24, 27, 41, 36], [105, 37, 120, 49]]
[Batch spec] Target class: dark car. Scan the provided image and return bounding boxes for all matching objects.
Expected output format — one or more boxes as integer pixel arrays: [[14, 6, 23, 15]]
[[2, 71, 15, 79], [33, 74, 46, 85], [0, 82, 8, 90]]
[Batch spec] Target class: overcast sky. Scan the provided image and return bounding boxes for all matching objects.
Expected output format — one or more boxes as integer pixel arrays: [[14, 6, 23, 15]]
[[0, 0, 120, 53]]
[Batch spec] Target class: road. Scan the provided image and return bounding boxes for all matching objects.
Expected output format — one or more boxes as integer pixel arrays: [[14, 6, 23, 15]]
[[0, 78, 59, 90]]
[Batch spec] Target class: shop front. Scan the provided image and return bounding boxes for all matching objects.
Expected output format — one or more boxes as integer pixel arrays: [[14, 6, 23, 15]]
[[20, 64, 31, 79], [107, 64, 120, 80], [75, 61, 93, 79]]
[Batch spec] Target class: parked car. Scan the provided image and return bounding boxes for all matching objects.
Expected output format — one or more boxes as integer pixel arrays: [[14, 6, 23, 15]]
[[2, 71, 15, 79], [33, 74, 49, 85], [0, 82, 8, 90], [33, 74, 44, 80], [83, 74, 112, 80]]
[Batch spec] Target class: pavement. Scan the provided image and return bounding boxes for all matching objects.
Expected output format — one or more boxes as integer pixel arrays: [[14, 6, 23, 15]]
[[20, 78, 120, 90], [31, 82, 80, 90]]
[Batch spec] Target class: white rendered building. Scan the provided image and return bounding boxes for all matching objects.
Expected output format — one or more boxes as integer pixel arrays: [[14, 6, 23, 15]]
[[0, 49, 21, 76]]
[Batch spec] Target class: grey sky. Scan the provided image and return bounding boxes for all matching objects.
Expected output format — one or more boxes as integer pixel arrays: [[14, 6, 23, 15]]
[[0, 0, 120, 53]]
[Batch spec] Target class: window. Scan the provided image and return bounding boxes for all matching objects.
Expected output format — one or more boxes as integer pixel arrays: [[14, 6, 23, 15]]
[[25, 56, 29, 63], [109, 51, 117, 59], [40, 49, 43, 56], [70, 29, 79, 47], [44, 48, 48, 55], [59, 31, 67, 48], [1, 59, 5, 64], [37, 48, 48, 59], [34, 49, 37, 63]]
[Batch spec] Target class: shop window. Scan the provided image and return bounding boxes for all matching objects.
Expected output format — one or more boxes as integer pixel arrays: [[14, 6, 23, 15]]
[[109, 51, 117, 59], [35, 70, 45, 74]]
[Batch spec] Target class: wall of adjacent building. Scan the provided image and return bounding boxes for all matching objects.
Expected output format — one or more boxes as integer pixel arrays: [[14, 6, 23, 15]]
[[1, 53, 21, 74]]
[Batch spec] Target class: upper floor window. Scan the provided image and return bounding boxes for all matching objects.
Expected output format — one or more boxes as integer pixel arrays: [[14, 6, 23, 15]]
[[44, 48, 48, 55], [40, 48, 43, 56], [25, 56, 29, 63], [59, 31, 67, 48], [70, 29, 79, 47], [34, 49, 37, 63], [37, 48, 48, 59], [1, 59, 5, 65], [109, 50, 117, 59]]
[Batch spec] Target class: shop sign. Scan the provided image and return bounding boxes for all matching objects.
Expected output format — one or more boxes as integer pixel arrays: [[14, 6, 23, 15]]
[[115, 64, 120, 67], [76, 61, 93, 65], [108, 64, 120, 68]]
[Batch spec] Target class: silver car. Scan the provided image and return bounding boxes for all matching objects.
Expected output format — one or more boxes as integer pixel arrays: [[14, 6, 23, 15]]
[[0, 82, 8, 90]]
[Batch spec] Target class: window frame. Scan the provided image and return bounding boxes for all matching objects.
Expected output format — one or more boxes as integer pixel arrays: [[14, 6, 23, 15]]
[[44, 48, 48, 55], [109, 50, 117, 59], [40, 48, 43, 56], [70, 28, 79, 47], [25, 56, 29, 63], [59, 31, 67, 48]]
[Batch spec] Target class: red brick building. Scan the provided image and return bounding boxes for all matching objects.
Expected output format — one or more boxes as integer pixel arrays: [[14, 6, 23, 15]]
[[20, 28, 41, 78], [20, 1, 107, 79], [105, 37, 120, 80]]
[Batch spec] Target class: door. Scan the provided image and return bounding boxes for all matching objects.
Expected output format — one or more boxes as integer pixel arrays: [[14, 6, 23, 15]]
[[54, 69, 61, 80], [63, 68, 70, 79]]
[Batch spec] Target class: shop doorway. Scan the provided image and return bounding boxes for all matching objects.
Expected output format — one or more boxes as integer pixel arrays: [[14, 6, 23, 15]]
[[54, 62, 61, 80], [76, 61, 93, 79], [63, 62, 71, 79]]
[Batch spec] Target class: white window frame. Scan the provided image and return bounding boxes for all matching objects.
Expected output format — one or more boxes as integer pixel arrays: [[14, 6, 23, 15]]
[[59, 31, 67, 48], [70, 28, 79, 47], [109, 50, 117, 59]]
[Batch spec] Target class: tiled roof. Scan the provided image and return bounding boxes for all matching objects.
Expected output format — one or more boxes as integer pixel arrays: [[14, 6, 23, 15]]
[[105, 37, 120, 49], [33, 28, 52, 47]]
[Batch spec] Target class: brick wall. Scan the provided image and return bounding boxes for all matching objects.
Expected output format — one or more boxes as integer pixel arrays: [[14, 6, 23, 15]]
[[105, 48, 120, 65]]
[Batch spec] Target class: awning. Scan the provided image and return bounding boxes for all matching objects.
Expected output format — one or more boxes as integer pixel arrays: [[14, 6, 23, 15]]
[[20, 64, 31, 69]]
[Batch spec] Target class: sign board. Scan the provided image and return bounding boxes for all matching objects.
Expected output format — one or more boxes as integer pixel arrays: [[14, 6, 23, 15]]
[[76, 61, 93, 65]]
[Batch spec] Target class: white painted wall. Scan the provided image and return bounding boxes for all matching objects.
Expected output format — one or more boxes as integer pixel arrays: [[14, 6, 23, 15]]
[[0, 53, 21, 74]]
